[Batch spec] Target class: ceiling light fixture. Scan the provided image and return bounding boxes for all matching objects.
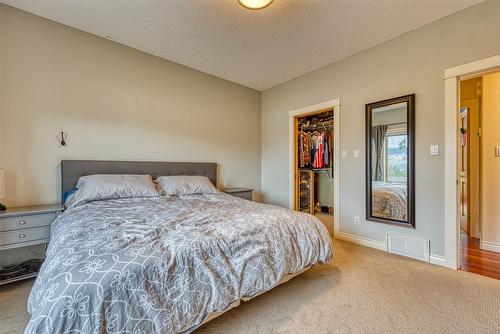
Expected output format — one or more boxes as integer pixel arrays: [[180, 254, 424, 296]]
[[238, 0, 274, 10]]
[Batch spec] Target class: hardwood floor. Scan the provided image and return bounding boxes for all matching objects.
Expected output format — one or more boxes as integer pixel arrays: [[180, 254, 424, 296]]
[[461, 234, 500, 279]]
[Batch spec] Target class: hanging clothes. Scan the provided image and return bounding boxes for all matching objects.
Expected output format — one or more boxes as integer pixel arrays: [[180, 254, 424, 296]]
[[298, 132, 304, 167], [298, 131, 311, 167], [316, 132, 324, 168], [323, 131, 329, 167], [298, 123, 333, 170], [310, 133, 317, 167]]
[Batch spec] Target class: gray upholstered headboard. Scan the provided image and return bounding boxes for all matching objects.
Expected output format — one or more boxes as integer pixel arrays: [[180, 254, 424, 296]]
[[61, 160, 218, 197]]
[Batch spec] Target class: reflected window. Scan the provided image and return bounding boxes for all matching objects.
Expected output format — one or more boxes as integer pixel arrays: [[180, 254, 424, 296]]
[[385, 134, 407, 183]]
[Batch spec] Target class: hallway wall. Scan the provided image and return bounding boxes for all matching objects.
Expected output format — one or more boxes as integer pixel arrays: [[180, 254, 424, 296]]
[[481, 71, 500, 251]]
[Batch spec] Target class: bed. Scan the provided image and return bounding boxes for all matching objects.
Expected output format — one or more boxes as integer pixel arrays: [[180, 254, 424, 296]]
[[371, 181, 407, 221], [24, 161, 333, 334]]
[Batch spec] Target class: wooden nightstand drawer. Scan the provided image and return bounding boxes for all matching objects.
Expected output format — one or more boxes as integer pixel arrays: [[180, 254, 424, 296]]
[[0, 226, 50, 248], [0, 213, 56, 232], [222, 188, 253, 201]]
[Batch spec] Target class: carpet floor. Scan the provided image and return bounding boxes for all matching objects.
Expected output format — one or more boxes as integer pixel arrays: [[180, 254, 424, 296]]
[[1, 239, 499, 334]]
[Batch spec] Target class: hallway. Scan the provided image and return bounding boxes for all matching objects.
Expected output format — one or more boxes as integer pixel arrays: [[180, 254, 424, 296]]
[[461, 234, 500, 280]]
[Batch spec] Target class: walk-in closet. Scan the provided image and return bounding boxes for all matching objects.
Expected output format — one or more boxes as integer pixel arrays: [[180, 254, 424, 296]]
[[294, 109, 334, 234]]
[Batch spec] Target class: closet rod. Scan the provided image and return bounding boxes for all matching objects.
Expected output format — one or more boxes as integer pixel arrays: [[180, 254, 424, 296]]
[[299, 121, 333, 130], [298, 118, 333, 124]]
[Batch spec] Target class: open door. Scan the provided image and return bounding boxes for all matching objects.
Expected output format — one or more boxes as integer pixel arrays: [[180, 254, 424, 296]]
[[458, 107, 469, 234], [459, 98, 481, 237]]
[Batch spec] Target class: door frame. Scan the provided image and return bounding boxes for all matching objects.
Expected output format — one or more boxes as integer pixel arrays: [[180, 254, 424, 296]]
[[444, 54, 500, 269], [288, 98, 341, 236]]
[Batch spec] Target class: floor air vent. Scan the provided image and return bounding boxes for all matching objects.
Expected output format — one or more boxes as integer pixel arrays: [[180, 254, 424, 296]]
[[386, 233, 430, 263]]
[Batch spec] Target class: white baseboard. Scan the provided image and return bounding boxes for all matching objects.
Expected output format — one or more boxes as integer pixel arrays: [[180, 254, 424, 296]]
[[336, 232, 448, 268], [480, 240, 500, 253], [429, 254, 447, 266], [337, 232, 386, 251]]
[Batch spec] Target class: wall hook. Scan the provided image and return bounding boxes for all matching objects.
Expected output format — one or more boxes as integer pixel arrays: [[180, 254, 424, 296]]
[[60, 132, 66, 146]]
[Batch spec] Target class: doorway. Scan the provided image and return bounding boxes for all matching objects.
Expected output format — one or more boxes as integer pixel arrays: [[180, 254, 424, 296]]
[[457, 72, 500, 279], [288, 99, 341, 237], [444, 54, 500, 272]]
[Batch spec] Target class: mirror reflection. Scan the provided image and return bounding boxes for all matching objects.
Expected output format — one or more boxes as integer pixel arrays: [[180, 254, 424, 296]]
[[371, 102, 408, 222], [366, 94, 415, 227]]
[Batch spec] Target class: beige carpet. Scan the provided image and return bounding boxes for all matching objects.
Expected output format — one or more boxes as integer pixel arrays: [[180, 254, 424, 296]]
[[1, 239, 499, 334]]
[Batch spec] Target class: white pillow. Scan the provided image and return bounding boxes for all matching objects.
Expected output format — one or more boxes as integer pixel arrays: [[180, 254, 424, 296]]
[[71, 174, 159, 206], [155, 175, 218, 196]]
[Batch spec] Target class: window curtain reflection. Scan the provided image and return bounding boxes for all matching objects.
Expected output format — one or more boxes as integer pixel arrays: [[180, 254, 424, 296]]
[[372, 125, 388, 181]]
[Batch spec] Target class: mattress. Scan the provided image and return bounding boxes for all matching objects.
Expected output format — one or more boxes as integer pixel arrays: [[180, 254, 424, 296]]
[[25, 193, 333, 333]]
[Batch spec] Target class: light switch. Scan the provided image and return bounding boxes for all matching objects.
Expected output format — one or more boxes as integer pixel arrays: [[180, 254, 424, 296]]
[[430, 145, 439, 156], [353, 149, 360, 158], [341, 150, 348, 159], [496, 146, 500, 157]]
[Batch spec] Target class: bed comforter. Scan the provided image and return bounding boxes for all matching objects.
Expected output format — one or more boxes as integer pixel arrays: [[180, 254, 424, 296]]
[[372, 181, 407, 220], [25, 193, 333, 333]]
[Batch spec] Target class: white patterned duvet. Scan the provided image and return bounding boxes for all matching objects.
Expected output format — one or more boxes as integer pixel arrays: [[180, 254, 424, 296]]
[[25, 193, 333, 333]]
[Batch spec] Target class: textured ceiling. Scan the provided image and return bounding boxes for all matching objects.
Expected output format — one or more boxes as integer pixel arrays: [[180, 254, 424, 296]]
[[1, 0, 482, 90]]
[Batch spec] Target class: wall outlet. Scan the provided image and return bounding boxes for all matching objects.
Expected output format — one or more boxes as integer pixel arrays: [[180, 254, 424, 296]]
[[353, 149, 360, 158], [354, 216, 360, 225], [341, 150, 347, 159], [430, 145, 439, 156], [495, 146, 500, 157]]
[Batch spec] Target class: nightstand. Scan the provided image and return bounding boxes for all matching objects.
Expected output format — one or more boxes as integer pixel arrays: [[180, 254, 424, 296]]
[[0, 204, 63, 284], [222, 188, 253, 201]]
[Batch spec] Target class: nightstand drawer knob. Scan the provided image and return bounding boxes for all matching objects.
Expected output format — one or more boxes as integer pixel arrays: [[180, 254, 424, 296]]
[[19, 221, 26, 225], [19, 234, 26, 239]]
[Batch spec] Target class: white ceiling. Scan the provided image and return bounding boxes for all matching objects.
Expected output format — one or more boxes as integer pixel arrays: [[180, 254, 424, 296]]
[[1, 0, 482, 90]]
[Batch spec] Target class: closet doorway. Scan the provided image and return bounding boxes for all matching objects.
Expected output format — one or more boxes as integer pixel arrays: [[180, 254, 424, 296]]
[[288, 99, 340, 237]]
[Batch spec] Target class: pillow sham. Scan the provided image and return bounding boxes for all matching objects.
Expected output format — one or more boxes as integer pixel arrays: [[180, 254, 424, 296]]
[[155, 175, 218, 196], [71, 174, 159, 207]]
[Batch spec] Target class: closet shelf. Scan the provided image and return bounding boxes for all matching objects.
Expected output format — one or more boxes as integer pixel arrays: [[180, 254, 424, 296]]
[[299, 167, 332, 172]]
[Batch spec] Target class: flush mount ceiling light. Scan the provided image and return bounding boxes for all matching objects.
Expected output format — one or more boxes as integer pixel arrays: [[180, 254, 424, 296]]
[[238, 0, 274, 10]]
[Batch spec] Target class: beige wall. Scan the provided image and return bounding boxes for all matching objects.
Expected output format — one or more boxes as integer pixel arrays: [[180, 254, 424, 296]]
[[481, 71, 500, 248], [0, 5, 261, 208], [261, 1, 500, 257]]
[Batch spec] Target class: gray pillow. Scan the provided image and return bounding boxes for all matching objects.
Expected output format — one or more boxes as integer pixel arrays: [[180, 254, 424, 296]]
[[71, 174, 159, 207], [155, 175, 219, 196]]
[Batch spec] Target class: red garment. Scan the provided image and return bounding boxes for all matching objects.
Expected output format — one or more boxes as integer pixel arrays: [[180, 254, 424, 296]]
[[313, 133, 324, 168]]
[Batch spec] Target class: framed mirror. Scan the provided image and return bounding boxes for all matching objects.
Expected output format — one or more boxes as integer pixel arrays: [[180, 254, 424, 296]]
[[366, 94, 415, 228]]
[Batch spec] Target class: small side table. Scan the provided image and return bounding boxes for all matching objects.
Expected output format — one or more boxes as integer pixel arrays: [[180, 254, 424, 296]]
[[0, 204, 64, 285], [222, 188, 253, 201]]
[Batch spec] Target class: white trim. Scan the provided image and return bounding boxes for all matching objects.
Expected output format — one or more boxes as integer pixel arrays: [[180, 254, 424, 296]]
[[444, 54, 500, 79], [480, 240, 500, 253], [287, 98, 341, 118], [429, 255, 447, 267], [333, 105, 340, 236], [336, 233, 448, 268], [444, 54, 500, 270], [336, 232, 386, 251], [444, 76, 459, 270], [288, 98, 341, 236]]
